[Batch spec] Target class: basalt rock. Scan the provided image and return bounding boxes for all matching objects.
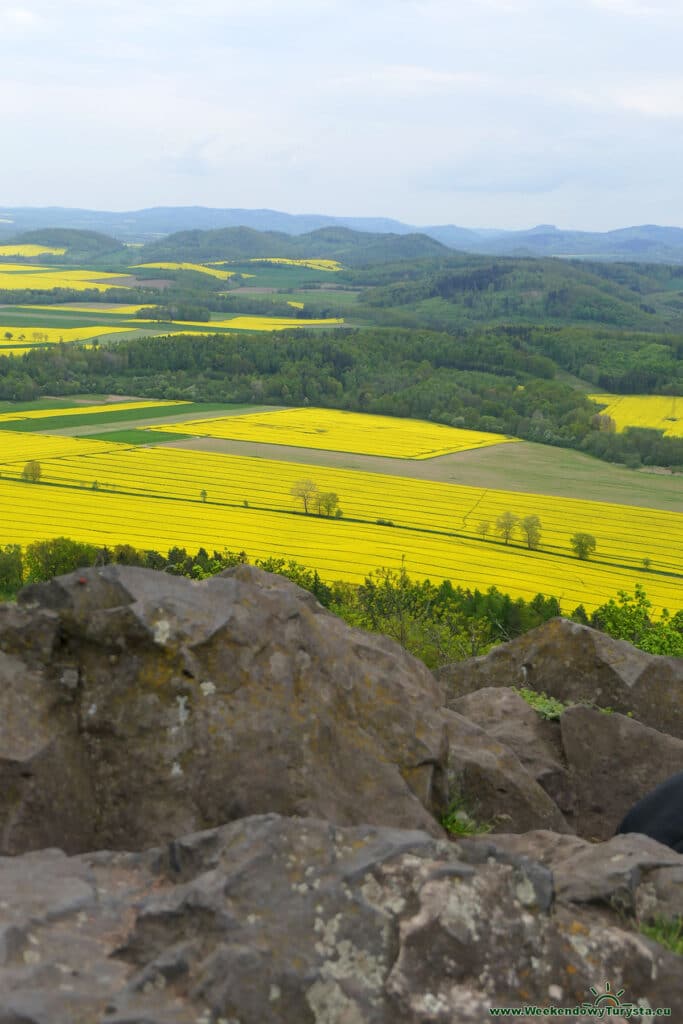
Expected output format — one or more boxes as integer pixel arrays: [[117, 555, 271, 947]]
[[559, 705, 683, 842], [440, 616, 683, 738], [442, 709, 572, 834], [2, 564, 449, 854], [2, 566, 683, 1021], [1, 814, 683, 1024], [451, 686, 575, 823]]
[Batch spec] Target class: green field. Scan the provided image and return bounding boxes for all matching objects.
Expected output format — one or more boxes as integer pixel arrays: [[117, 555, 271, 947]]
[[0, 308, 140, 329], [0, 402, 252, 432]]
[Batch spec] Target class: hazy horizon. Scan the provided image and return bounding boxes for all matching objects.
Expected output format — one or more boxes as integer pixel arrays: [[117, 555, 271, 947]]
[[3, 201, 683, 236], [2, 1, 683, 232]]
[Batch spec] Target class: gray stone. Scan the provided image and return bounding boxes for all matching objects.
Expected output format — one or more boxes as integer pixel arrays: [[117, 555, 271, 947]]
[[559, 704, 683, 841], [3, 564, 448, 854], [443, 709, 572, 834], [1, 815, 682, 1023], [440, 617, 683, 738], [452, 686, 574, 820]]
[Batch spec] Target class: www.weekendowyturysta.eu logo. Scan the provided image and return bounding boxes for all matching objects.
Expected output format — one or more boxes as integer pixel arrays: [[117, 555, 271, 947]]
[[488, 979, 672, 1017]]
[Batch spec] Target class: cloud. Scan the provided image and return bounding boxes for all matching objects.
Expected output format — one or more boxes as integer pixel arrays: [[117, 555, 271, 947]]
[[0, 6, 45, 31], [586, 0, 683, 15], [334, 65, 490, 98], [608, 77, 683, 117]]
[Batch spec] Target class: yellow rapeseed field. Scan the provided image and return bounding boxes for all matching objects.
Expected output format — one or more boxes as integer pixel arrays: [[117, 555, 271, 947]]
[[136, 315, 344, 332], [17, 303, 157, 315], [0, 326, 134, 348], [155, 407, 518, 458], [0, 431, 122, 461], [247, 258, 342, 271], [0, 244, 66, 257], [0, 460, 679, 613], [590, 394, 683, 437], [131, 262, 235, 280], [2, 440, 678, 611], [0, 263, 126, 292]]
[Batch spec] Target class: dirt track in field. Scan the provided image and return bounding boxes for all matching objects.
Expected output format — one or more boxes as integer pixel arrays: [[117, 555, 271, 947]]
[[157, 436, 683, 511]]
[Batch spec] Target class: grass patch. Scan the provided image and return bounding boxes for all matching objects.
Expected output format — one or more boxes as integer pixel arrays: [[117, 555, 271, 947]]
[[440, 794, 493, 836], [0, 398, 89, 414], [514, 687, 634, 720], [0, 309, 136, 329], [640, 916, 683, 955], [514, 687, 568, 720]]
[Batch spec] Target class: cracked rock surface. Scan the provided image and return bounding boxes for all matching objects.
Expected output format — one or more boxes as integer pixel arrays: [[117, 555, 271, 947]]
[[1, 816, 683, 1023]]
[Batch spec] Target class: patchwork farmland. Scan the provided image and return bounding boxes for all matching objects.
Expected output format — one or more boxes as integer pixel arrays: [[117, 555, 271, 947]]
[[0, 401, 680, 614]]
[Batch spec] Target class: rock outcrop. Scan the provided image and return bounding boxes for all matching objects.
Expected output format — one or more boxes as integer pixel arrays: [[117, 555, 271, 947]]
[[1, 568, 682, 1021], [1, 564, 449, 854], [560, 704, 683, 841], [2, 815, 683, 1024], [440, 616, 683, 738]]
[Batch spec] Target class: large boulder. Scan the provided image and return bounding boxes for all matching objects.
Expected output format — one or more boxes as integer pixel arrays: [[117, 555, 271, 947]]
[[1, 815, 682, 1024], [1, 564, 449, 854], [451, 686, 574, 821], [442, 709, 571, 834], [440, 617, 683, 737], [559, 705, 683, 841]]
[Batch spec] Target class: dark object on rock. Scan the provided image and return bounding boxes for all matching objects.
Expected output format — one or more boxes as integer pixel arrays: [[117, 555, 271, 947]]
[[617, 770, 683, 853]]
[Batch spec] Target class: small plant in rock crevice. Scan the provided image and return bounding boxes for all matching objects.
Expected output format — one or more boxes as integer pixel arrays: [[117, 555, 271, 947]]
[[639, 915, 683, 956], [440, 793, 493, 837]]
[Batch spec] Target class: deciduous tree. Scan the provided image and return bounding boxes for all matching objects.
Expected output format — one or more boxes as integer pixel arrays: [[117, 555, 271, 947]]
[[290, 479, 318, 514], [21, 460, 41, 483], [570, 532, 596, 560], [496, 511, 519, 545], [521, 515, 542, 550]]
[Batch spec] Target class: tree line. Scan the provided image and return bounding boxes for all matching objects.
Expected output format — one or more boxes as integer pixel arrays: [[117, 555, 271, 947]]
[[477, 512, 597, 559], [0, 538, 680, 660], [1, 330, 681, 470]]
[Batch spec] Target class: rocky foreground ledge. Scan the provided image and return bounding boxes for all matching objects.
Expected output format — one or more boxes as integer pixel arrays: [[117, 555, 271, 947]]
[[0, 565, 682, 1022]]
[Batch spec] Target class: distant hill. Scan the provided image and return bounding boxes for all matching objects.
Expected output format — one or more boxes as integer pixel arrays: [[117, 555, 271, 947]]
[[8, 228, 124, 259], [356, 253, 683, 333], [460, 224, 683, 263], [139, 225, 450, 266], [4, 206, 683, 264]]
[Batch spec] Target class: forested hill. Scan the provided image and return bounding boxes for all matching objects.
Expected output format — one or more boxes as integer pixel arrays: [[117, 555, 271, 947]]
[[8, 228, 124, 259], [351, 255, 683, 332], [138, 225, 450, 266]]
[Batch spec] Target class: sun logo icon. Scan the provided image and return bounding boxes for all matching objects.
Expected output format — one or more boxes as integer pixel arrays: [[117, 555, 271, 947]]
[[582, 981, 635, 1013]]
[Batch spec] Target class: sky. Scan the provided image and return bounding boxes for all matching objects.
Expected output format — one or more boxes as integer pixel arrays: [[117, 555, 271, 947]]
[[1, 0, 683, 230]]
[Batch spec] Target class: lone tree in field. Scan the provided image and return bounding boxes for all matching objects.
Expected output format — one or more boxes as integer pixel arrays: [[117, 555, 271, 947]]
[[476, 520, 490, 541], [200, 489, 207, 503], [290, 479, 318, 514], [316, 491, 340, 517], [570, 532, 597, 560], [496, 511, 519, 545], [521, 515, 542, 550], [21, 460, 41, 483]]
